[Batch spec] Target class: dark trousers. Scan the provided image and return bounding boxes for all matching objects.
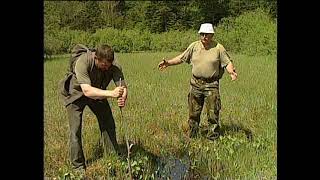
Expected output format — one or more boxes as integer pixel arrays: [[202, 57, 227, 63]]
[[66, 96, 118, 169], [188, 78, 221, 138]]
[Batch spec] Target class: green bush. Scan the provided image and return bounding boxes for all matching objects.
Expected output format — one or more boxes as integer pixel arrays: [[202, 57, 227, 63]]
[[44, 9, 276, 56], [44, 33, 62, 56], [123, 29, 152, 52], [44, 28, 197, 54], [68, 30, 91, 52], [44, 28, 90, 56], [214, 8, 276, 56], [92, 28, 141, 53], [150, 30, 198, 52]]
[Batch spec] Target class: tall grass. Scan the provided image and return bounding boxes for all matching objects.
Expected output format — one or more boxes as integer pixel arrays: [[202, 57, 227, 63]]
[[44, 52, 276, 179]]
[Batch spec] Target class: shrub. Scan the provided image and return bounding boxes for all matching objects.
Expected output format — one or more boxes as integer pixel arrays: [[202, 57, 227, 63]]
[[44, 9, 276, 56], [150, 30, 198, 52], [44, 28, 91, 56], [214, 8, 277, 56]]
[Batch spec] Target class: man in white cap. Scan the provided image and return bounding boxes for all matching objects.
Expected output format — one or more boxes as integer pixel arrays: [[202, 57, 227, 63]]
[[158, 23, 237, 140]]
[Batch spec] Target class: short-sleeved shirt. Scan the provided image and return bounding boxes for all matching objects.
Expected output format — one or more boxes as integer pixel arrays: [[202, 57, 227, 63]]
[[66, 52, 126, 105], [180, 40, 232, 79]]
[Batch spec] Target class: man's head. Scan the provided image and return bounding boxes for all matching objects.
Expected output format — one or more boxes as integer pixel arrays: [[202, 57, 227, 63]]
[[95, 45, 114, 71], [198, 23, 214, 46]]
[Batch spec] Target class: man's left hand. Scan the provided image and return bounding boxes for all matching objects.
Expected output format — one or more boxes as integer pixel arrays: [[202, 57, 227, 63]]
[[230, 71, 237, 81], [117, 97, 126, 108]]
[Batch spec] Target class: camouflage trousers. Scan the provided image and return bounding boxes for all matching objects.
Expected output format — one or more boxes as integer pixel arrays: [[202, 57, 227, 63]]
[[66, 96, 119, 169], [188, 76, 221, 139]]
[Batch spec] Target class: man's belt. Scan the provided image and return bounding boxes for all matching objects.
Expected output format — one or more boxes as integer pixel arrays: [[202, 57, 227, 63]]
[[192, 74, 218, 83]]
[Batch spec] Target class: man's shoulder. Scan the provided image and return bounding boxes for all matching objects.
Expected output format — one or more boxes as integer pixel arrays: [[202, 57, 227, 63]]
[[76, 53, 94, 67], [73, 52, 95, 74], [187, 40, 202, 50], [215, 42, 225, 49], [190, 40, 201, 46]]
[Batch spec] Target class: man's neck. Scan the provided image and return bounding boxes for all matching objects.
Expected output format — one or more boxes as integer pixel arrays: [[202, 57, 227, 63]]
[[202, 40, 217, 50], [202, 41, 211, 50]]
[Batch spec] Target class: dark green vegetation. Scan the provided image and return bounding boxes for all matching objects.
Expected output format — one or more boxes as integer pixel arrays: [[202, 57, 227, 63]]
[[44, 1, 276, 56]]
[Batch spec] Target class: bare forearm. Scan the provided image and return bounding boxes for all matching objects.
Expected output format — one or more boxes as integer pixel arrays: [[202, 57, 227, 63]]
[[81, 85, 114, 99], [226, 62, 236, 74], [226, 62, 238, 81], [167, 54, 183, 66]]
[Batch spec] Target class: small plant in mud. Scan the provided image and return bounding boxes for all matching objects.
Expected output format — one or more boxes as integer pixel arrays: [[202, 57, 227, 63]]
[[120, 155, 154, 180], [130, 156, 148, 179]]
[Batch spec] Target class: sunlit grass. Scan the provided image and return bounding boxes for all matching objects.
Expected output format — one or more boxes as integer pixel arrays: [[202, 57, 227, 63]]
[[44, 52, 276, 179]]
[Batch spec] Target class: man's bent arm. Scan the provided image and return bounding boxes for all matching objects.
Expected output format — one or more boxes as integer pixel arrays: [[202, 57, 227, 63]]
[[80, 84, 121, 99]]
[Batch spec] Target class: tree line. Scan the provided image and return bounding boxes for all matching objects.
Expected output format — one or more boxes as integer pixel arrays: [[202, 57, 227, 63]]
[[44, 0, 276, 34]]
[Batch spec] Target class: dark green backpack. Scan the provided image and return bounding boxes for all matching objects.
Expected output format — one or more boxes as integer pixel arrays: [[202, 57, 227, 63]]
[[68, 44, 95, 73], [59, 44, 95, 99]]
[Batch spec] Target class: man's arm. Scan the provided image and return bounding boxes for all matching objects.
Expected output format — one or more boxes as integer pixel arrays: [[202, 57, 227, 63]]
[[226, 62, 238, 81], [158, 42, 195, 71], [218, 43, 237, 81], [158, 53, 184, 71], [80, 84, 123, 100]]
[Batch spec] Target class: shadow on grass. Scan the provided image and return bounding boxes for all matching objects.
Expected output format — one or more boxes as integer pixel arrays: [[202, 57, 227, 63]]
[[85, 139, 159, 165], [200, 122, 253, 141], [85, 139, 160, 178], [85, 141, 104, 165], [220, 123, 253, 141], [85, 138, 219, 179], [118, 139, 160, 163], [118, 139, 161, 179]]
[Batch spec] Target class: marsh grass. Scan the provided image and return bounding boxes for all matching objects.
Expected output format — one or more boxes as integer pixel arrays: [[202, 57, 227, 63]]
[[44, 52, 276, 179]]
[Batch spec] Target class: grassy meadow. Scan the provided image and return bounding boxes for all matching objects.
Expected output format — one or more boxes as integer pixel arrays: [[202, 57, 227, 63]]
[[44, 52, 277, 179]]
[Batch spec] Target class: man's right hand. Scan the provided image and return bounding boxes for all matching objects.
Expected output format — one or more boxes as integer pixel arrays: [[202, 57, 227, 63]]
[[158, 58, 169, 71], [112, 86, 124, 98]]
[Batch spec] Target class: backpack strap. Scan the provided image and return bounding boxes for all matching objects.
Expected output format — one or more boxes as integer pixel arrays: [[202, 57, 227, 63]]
[[69, 44, 92, 74], [89, 51, 95, 73]]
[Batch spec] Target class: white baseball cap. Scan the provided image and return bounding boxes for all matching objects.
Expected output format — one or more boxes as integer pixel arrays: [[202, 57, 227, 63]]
[[198, 23, 214, 34]]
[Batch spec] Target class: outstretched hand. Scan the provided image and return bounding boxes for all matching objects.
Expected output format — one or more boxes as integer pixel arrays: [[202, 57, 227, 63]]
[[158, 58, 169, 71], [230, 71, 238, 81]]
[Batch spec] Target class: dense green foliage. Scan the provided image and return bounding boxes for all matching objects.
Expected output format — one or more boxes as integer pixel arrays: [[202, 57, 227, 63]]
[[44, 28, 199, 54], [44, 7, 276, 56], [44, 1, 277, 56], [215, 8, 277, 56], [44, 1, 276, 32]]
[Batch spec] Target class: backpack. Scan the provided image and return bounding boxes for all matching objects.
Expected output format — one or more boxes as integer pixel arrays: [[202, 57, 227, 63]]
[[68, 44, 96, 73], [59, 44, 95, 99]]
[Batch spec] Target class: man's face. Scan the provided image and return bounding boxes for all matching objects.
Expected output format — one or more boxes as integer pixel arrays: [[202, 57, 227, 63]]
[[200, 33, 214, 45], [96, 57, 113, 71]]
